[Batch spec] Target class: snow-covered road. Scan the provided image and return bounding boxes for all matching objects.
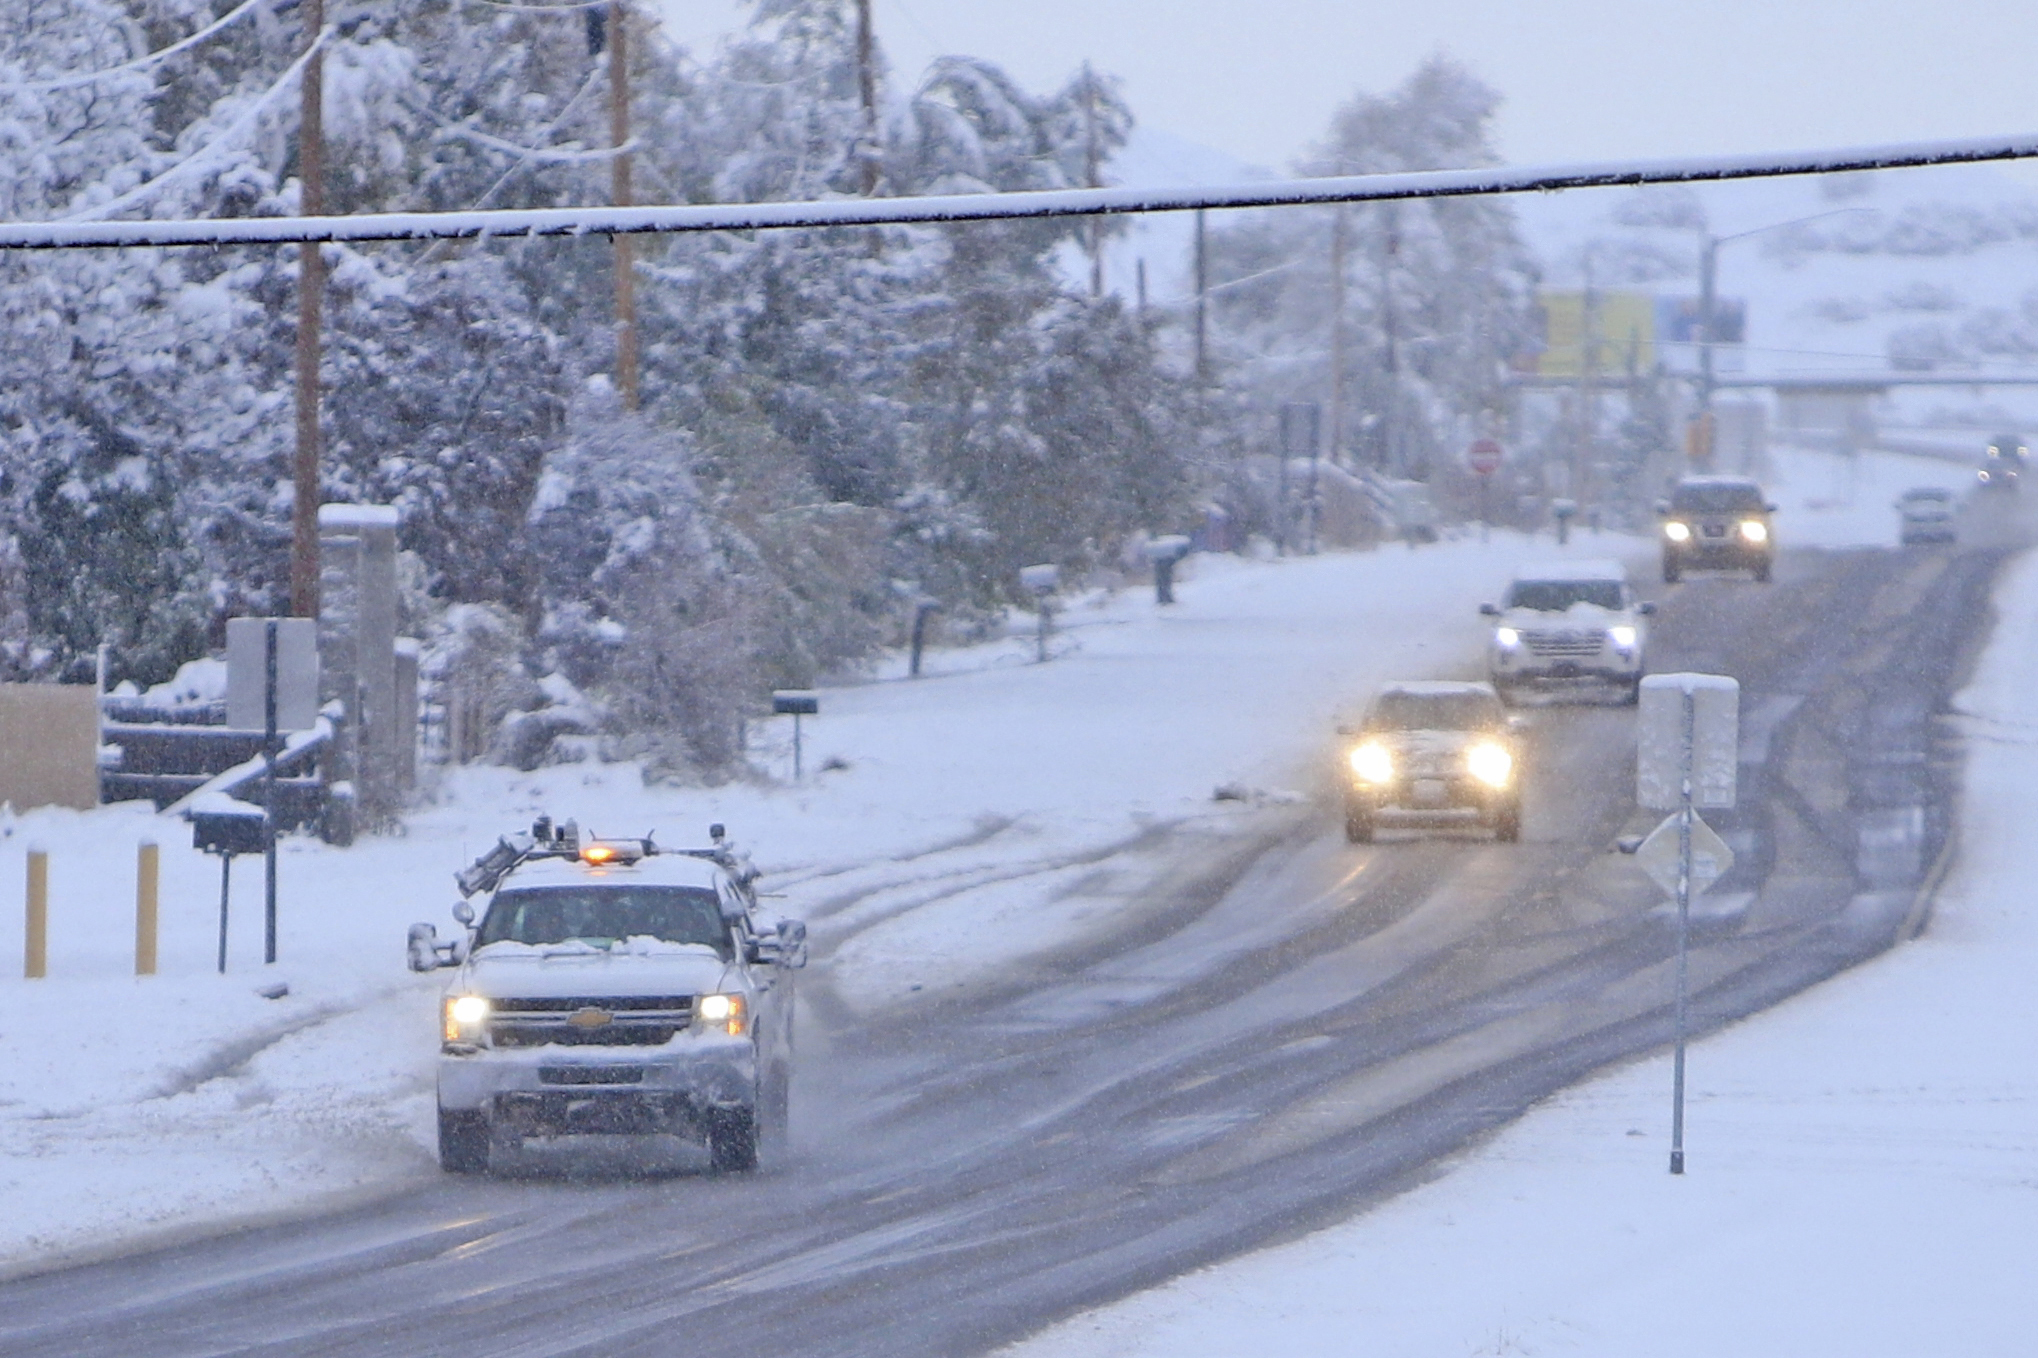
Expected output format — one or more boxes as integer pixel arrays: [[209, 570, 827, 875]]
[[0, 444, 2019, 1358]]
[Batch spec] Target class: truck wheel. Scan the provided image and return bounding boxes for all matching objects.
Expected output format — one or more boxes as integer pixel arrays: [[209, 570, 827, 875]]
[[708, 1107, 759, 1173], [1753, 558, 1772, 583], [1493, 801, 1522, 843], [1623, 676, 1642, 706], [438, 1107, 488, 1174], [1493, 680, 1518, 708], [1662, 558, 1681, 584], [1344, 808, 1374, 844]]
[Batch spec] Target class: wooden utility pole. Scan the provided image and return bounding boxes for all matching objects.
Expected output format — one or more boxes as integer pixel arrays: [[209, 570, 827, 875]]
[[1379, 205, 1400, 474], [1193, 208, 1209, 390], [854, 0, 879, 194], [289, 0, 325, 618], [1082, 64, 1102, 298], [608, 0, 639, 411], [1328, 206, 1347, 467]]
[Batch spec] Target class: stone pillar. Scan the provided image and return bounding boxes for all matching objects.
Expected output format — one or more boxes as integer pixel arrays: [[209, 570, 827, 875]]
[[318, 504, 400, 821]]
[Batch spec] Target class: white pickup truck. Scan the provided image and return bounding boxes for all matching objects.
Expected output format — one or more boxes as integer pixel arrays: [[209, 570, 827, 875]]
[[408, 820, 806, 1174]]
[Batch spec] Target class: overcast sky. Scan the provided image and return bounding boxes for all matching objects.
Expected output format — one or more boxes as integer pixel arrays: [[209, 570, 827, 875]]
[[650, 0, 2038, 175]]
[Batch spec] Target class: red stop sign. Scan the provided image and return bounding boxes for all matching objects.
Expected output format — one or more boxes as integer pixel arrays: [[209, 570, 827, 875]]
[[1468, 438, 1503, 476]]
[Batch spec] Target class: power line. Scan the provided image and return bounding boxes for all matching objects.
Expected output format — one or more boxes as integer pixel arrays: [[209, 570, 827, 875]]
[[1, 0, 272, 93], [7, 130, 2038, 250], [56, 27, 336, 225]]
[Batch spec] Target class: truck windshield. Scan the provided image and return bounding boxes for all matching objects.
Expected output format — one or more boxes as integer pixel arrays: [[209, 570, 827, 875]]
[[1670, 482, 1765, 513], [479, 886, 731, 958], [1506, 580, 1623, 611]]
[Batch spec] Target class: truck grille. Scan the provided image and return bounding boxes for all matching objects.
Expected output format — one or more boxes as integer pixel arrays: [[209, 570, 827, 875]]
[[489, 995, 693, 1049], [1523, 630, 1603, 659]]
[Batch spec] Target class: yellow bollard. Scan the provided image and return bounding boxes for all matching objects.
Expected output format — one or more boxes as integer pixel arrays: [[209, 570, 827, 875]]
[[136, 842, 159, 977], [24, 848, 47, 979]]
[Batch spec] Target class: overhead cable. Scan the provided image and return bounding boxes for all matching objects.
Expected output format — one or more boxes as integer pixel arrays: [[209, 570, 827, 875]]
[[7, 130, 2038, 250]]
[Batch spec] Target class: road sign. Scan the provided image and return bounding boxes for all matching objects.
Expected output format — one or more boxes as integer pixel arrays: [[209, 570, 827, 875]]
[[1467, 437, 1503, 476], [1634, 811, 1734, 901], [1637, 673, 1739, 810]]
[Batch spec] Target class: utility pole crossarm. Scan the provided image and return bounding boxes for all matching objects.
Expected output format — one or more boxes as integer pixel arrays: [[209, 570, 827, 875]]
[[7, 132, 2038, 250]]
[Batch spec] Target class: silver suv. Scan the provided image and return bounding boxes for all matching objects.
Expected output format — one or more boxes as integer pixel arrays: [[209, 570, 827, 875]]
[[407, 820, 806, 1174], [1481, 559, 1653, 705]]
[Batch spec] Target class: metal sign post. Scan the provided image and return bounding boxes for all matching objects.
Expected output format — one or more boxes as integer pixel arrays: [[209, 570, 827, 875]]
[[771, 690, 820, 780], [263, 620, 280, 965], [1637, 673, 1739, 1175]]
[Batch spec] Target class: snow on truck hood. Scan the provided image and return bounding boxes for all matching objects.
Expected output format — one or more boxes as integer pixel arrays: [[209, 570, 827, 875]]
[[460, 940, 733, 999]]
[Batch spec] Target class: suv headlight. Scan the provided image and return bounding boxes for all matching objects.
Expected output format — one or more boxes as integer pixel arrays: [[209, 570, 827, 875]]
[[1607, 625, 1637, 650], [1663, 521, 1691, 542], [1494, 626, 1520, 648], [1739, 519, 1768, 542], [1465, 741, 1513, 789], [695, 992, 747, 1036], [1349, 742, 1394, 784], [443, 994, 490, 1043]]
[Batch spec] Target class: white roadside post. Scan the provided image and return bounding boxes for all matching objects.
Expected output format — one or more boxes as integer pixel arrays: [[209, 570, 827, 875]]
[[1637, 673, 1739, 1175]]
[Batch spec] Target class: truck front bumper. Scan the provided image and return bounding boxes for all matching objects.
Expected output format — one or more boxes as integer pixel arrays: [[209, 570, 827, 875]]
[[438, 1034, 757, 1136]]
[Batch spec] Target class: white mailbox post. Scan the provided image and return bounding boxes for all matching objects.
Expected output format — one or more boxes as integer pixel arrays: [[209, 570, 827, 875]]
[[1636, 672, 1740, 1176]]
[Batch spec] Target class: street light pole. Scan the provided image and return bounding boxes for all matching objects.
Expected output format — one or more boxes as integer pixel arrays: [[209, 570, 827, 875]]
[[1691, 207, 1872, 470]]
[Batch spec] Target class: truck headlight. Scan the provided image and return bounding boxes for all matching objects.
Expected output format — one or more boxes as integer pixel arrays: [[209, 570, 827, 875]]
[[1494, 627, 1520, 648], [1349, 742, 1394, 784], [1663, 521, 1691, 542], [695, 992, 747, 1036], [1466, 741, 1513, 789], [1739, 519, 1768, 542], [444, 994, 490, 1042], [1607, 625, 1637, 650]]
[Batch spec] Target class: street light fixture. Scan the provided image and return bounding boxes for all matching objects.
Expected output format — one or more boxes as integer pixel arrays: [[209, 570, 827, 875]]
[[1692, 206, 1876, 465]]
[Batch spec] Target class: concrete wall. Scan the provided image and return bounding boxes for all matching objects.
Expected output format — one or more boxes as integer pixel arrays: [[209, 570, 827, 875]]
[[0, 684, 99, 811]]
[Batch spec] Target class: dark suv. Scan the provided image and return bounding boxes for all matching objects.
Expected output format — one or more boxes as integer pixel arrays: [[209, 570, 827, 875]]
[[1979, 432, 2026, 491], [1657, 476, 1776, 583]]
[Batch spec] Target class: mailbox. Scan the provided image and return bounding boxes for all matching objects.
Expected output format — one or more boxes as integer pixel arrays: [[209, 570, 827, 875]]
[[772, 690, 820, 716], [192, 807, 270, 857]]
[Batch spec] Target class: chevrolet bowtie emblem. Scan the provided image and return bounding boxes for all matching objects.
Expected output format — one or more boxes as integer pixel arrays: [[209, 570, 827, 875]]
[[567, 1007, 613, 1028]]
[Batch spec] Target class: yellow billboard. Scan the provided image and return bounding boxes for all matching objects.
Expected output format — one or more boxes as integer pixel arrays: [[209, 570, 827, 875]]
[[1530, 290, 1655, 378]]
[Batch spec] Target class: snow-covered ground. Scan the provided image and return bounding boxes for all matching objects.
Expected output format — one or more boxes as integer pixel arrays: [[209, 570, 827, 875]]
[[0, 444, 1978, 1288], [1004, 482, 2038, 1357]]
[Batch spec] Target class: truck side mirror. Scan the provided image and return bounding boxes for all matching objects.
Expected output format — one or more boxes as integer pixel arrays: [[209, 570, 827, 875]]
[[777, 919, 809, 969], [452, 900, 475, 926], [1637, 601, 1658, 616], [1478, 603, 1499, 616], [407, 923, 443, 973]]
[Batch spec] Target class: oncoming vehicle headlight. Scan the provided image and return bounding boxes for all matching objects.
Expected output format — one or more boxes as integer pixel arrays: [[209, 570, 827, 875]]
[[695, 992, 747, 1036], [1494, 626, 1521, 648], [1663, 521, 1692, 542], [1739, 519, 1769, 543], [1349, 742, 1394, 785], [443, 994, 490, 1042], [1465, 741, 1513, 789], [1607, 625, 1637, 650]]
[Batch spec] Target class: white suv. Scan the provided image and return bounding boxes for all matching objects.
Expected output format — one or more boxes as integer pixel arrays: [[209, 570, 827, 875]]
[[1480, 559, 1655, 704]]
